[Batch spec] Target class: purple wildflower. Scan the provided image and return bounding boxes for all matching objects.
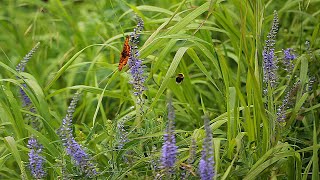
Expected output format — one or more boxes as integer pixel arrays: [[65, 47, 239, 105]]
[[116, 117, 129, 150], [27, 136, 46, 179], [276, 92, 289, 123], [199, 115, 214, 180], [17, 43, 46, 179], [16, 42, 40, 73], [265, 11, 279, 50], [57, 92, 97, 177], [262, 48, 278, 88], [128, 16, 146, 96], [20, 84, 32, 107], [276, 80, 300, 123], [160, 99, 178, 173], [305, 40, 317, 92], [282, 48, 296, 72], [263, 11, 279, 90], [16, 43, 40, 107]]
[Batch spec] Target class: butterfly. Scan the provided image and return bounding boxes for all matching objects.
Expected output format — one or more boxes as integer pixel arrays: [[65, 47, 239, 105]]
[[118, 36, 131, 71], [176, 73, 184, 84]]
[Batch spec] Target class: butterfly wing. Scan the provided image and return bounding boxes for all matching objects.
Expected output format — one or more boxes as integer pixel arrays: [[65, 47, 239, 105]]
[[118, 36, 131, 71]]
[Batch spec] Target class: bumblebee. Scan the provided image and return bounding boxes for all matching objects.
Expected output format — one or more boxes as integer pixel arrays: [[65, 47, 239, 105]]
[[176, 73, 184, 84]]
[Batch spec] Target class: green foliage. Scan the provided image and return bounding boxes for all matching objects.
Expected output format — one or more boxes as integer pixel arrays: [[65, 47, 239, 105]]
[[0, 0, 319, 179]]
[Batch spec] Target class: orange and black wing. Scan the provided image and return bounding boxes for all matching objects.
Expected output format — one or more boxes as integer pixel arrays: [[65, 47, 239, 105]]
[[118, 36, 131, 71]]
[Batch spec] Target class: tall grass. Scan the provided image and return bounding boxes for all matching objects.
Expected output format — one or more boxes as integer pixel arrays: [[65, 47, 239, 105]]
[[0, 0, 319, 179]]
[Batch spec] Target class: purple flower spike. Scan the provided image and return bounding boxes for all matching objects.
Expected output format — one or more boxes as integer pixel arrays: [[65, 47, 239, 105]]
[[130, 16, 144, 46], [161, 134, 177, 169], [263, 48, 278, 88], [276, 80, 300, 123], [128, 16, 146, 97], [160, 99, 178, 174], [265, 11, 279, 50], [199, 115, 215, 180], [20, 84, 32, 107], [16, 43, 40, 107], [27, 137, 46, 179], [283, 48, 296, 72], [57, 92, 97, 178], [18, 43, 46, 179], [16, 42, 40, 73], [263, 11, 279, 93], [116, 117, 129, 150]]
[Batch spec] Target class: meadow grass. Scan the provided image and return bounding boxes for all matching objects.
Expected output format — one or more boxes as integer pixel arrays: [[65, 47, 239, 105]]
[[0, 0, 319, 179]]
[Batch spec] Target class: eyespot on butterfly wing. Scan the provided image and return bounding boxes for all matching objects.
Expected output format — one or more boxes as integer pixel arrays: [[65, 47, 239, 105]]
[[118, 36, 131, 71]]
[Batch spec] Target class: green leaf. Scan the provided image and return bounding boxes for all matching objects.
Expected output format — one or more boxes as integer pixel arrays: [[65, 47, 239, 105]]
[[44, 44, 104, 91], [150, 47, 189, 109], [4, 136, 27, 179], [186, 48, 220, 91], [244, 152, 295, 180]]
